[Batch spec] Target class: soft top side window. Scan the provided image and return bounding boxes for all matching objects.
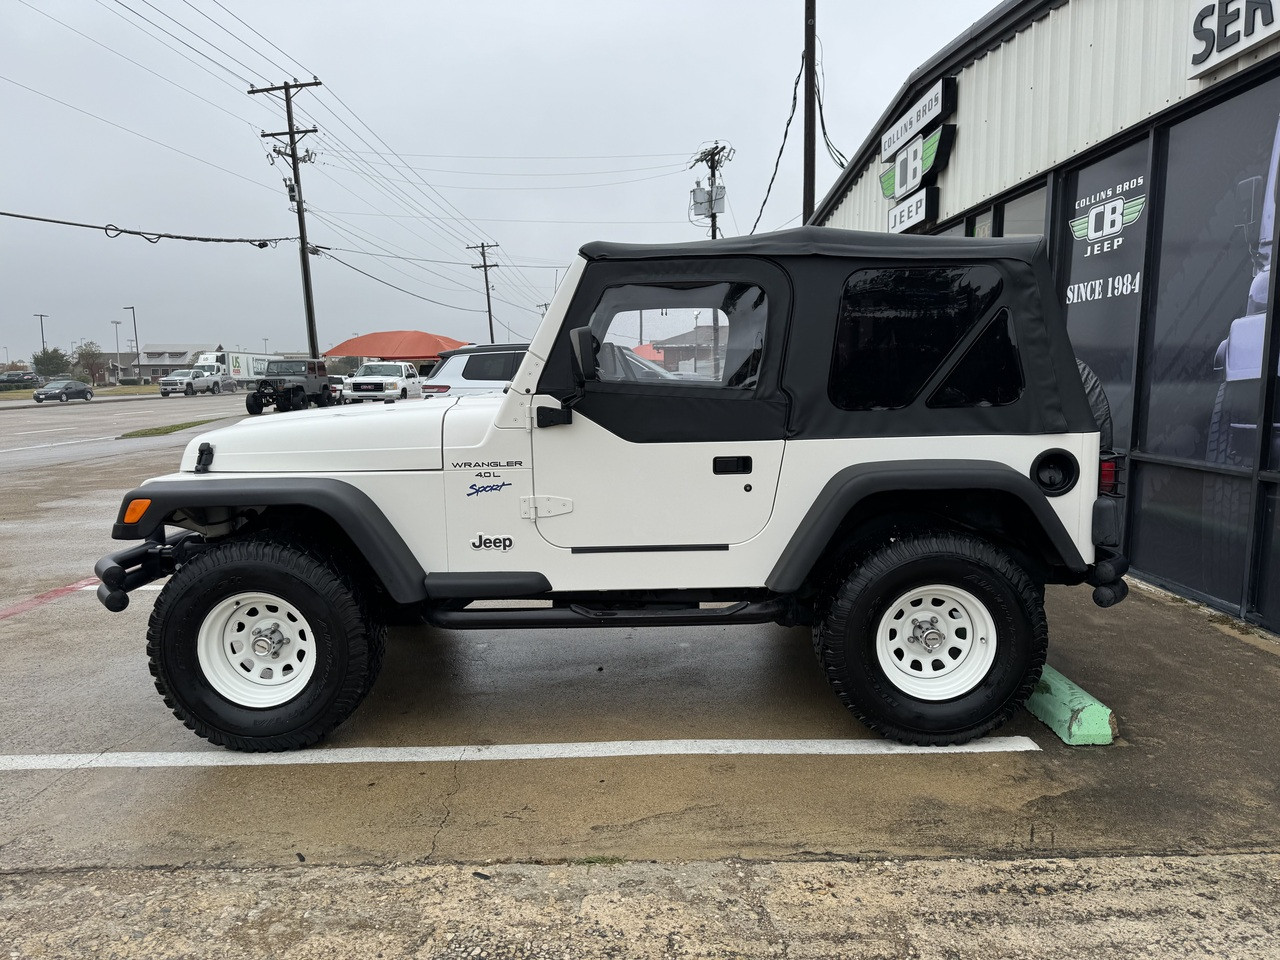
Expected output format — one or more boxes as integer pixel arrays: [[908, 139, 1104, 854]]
[[829, 264, 1005, 411], [588, 280, 768, 389]]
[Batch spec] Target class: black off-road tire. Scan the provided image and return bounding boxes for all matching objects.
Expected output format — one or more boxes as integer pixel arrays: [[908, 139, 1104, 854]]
[[813, 533, 1046, 745], [146, 538, 386, 752], [276, 392, 293, 413], [245, 393, 264, 415]]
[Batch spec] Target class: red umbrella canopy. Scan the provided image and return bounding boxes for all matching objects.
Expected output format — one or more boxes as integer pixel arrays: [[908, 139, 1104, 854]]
[[324, 330, 469, 360]]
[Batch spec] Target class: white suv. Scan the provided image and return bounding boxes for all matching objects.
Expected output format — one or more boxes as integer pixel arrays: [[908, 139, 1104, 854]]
[[421, 343, 527, 398], [346, 361, 422, 402]]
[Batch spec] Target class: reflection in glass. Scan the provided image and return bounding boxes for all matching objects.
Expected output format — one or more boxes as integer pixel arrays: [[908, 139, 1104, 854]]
[[1256, 486, 1280, 628], [1130, 462, 1250, 606], [830, 265, 1003, 410], [972, 208, 994, 238], [1141, 77, 1280, 467], [1002, 187, 1046, 237]]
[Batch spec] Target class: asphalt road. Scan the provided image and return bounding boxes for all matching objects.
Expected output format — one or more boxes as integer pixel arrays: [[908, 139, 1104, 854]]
[[1, 403, 1278, 957], [0, 390, 249, 471]]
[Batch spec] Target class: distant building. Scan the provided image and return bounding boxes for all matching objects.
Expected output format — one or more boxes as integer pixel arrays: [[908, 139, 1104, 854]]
[[132, 344, 215, 383]]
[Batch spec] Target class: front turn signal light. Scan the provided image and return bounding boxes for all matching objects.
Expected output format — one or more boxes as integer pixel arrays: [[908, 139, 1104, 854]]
[[123, 498, 152, 524]]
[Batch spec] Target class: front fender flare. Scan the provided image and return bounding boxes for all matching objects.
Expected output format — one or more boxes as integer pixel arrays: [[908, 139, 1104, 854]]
[[111, 476, 428, 604]]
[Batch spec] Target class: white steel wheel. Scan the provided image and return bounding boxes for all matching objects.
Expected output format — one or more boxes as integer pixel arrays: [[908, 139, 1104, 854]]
[[196, 591, 318, 708], [874, 582, 998, 701]]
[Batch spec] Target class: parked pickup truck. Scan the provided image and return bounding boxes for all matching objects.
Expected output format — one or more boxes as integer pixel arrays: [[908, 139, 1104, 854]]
[[159, 369, 223, 397], [95, 227, 1128, 753]]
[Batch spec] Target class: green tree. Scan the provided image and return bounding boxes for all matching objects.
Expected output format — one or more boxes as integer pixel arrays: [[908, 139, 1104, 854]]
[[74, 341, 108, 384], [32, 347, 70, 378]]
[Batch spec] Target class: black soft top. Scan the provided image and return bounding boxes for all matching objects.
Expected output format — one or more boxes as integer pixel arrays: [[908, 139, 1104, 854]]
[[580, 226, 1046, 265]]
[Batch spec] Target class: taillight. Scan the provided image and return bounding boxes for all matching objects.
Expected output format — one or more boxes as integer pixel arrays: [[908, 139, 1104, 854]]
[[1099, 457, 1120, 495], [422, 384, 450, 394]]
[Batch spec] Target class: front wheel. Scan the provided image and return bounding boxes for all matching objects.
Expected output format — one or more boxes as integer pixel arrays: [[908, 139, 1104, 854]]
[[83, 390, 93, 401], [59, 392, 68, 403], [245, 393, 264, 415], [146, 539, 385, 751], [184, 384, 194, 396], [813, 533, 1046, 745], [161, 391, 170, 398]]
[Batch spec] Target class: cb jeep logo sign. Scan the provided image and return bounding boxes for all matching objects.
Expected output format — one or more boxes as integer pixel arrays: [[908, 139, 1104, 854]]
[[1069, 182, 1146, 258]]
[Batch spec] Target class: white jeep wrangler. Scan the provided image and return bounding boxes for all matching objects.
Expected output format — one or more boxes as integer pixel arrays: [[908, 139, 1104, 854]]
[[95, 228, 1128, 752]]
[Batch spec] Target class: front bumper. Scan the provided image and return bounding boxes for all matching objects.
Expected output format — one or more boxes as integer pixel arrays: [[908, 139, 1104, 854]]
[[94, 530, 202, 611]]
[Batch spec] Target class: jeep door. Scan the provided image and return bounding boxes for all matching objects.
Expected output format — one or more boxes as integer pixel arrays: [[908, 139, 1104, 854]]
[[530, 258, 790, 550]]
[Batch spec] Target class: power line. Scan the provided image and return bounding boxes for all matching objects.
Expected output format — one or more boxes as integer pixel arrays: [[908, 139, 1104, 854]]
[[320, 150, 691, 160], [0, 210, 292, 246], [751, 52, 804, 235], [208, 0, 316, 77], [317, 161, 688, 191], [315, 157, 690, 177], [320, 252, 487, 313], [109, 0, 251, 84], [0, 74, 278, 194]]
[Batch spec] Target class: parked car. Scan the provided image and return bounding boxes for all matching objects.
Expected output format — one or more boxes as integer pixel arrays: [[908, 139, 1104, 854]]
[[346, 361, 423, 402], [245, 358, 332, 415], [34, 379, 92, 402], [421, 343, 528, 398], [160, 369, 222, 397], [327, 375, 346, 405]]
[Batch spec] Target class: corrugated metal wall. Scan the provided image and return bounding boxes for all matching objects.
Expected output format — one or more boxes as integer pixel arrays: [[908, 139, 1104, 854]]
[[822, 0, 1280, 231]]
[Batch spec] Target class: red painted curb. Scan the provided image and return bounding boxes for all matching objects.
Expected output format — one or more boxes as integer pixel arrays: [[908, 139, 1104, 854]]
[[0, 577, 100, 622]]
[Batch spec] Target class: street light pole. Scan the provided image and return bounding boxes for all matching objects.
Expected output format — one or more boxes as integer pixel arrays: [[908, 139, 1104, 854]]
[[123, 306, 139, 383], [263, 338, 269, 354], [34, 314, 48, 353], [111, 319, 122, 385]]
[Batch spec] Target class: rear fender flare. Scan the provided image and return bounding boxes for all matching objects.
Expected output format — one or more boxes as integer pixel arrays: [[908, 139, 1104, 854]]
[[766, 460, 1087, 593]]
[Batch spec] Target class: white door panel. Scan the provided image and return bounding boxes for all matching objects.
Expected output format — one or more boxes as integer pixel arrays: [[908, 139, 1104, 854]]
[[531, 410, 783, 549]]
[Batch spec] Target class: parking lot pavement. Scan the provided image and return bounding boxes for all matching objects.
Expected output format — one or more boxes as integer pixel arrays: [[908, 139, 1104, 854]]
[[1, 436, 1278, 956]]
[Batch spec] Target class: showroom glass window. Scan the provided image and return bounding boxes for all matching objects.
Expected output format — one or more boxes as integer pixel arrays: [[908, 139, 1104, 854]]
[[1061, 141, 1150, 453], [1131, 77, 1280, 608]]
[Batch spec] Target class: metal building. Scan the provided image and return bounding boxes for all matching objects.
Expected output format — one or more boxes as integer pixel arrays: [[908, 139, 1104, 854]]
[[812, 0, 1280, 631]]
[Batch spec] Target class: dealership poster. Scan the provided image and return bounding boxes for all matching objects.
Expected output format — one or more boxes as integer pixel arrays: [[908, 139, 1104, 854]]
[[1062, 141, 1150, 451]]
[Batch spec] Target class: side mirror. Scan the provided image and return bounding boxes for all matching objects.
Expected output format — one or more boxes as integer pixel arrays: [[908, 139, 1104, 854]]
[[569, 326, 598, 384], [1237, 175, 1264, 230]]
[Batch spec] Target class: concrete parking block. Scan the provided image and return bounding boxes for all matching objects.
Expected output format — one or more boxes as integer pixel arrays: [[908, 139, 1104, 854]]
[[1025, 664, 1117, 745]]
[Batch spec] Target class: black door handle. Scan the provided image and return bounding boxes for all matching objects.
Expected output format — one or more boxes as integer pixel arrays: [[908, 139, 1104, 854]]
[[713, 456, 753, 475]]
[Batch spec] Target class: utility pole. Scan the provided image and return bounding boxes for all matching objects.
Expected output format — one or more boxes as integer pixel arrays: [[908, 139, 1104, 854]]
[[111, 319, 122, 384], [803, 0, 816, 223], [123, 306, 139, 382], [691, 143, 733, 379], [468, 243, 500, 344], [250, 78, 322, 359], [34, 314, 48, 353]]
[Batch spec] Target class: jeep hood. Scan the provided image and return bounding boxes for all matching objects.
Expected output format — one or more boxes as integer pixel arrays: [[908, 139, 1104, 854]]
[[179, 398, 458, 473]]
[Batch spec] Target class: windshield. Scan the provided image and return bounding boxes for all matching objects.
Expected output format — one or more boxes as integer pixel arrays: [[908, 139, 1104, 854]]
[[266, 360, 307, 376], [193, 364, 217, 373], [356, 363, 402, 376], [44, 381, 71, 389], [169, 370, 192, 378]]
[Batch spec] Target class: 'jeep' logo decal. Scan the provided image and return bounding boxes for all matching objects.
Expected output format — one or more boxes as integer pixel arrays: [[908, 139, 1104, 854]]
[[471, 534, 513, 551]]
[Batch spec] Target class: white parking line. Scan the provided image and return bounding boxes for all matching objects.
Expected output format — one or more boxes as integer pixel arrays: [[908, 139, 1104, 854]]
[[0, 435, 116, 453], [0, 737, 1040, 770]]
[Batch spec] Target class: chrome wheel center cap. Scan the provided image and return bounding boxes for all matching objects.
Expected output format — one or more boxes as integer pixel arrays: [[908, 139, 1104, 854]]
[[910, 617, 946, 653], [251, 623, 288, 658]]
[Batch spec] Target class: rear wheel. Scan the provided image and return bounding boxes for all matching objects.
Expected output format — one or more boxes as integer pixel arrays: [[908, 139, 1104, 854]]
[[212, 382, 221, 395], [813, 533, 1046, 745], [59, 392, 68, 402], [147, 538, 385, 751]]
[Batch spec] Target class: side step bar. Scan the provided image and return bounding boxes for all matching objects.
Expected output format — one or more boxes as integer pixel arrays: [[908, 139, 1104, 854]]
[[425, 599, 791, 630]]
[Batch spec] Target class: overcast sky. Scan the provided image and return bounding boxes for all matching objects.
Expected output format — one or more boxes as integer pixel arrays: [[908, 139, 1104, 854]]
[[1, 0, 1002, 365]]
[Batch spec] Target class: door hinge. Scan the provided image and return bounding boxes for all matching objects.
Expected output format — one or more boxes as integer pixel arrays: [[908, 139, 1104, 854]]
[[520, 495, 574, 519]]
